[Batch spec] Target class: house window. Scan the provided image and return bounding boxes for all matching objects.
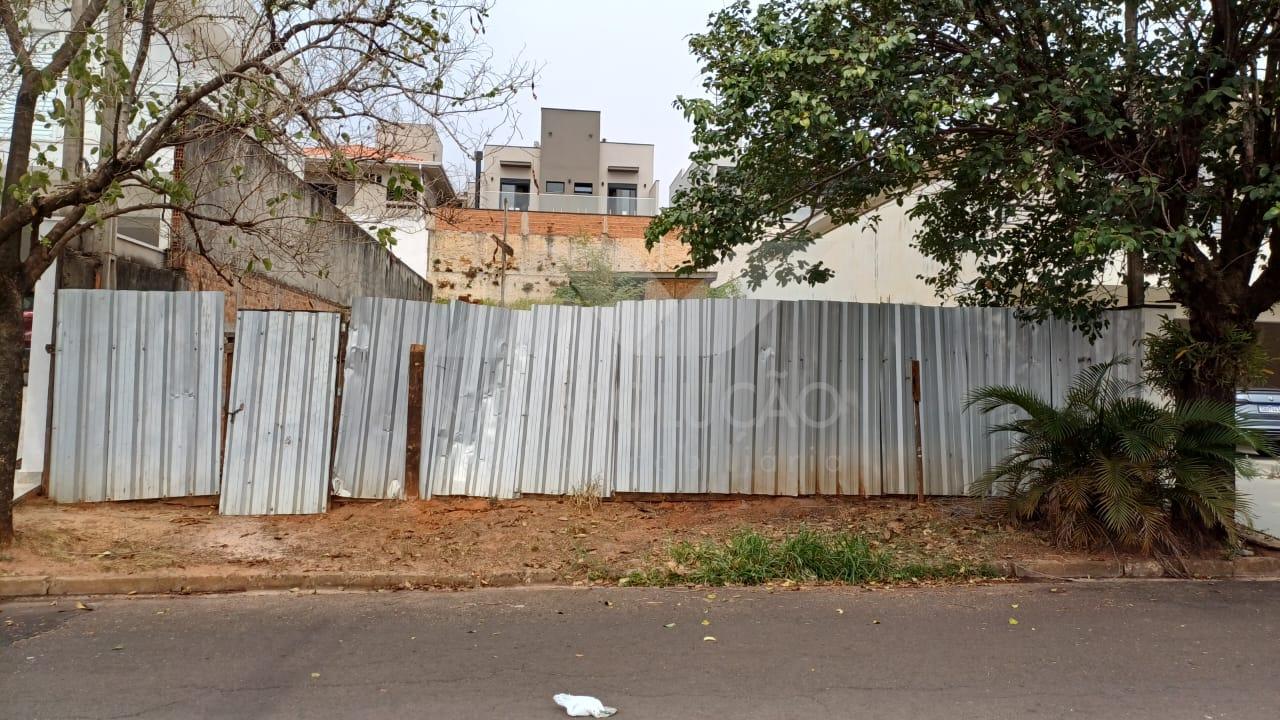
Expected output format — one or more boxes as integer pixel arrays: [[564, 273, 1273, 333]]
[[499, 178, 530, 210], [386, 181, 419, 205], [545, 181, 565, 194], [573, 182, 593, 195], [309, 182, 338, 206], [607, 184, 638, 215]]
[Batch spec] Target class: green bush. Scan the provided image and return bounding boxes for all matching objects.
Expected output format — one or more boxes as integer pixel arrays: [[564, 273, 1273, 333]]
[[1143, 316, 1268, 402], [968, 360, 1264, 553], [625, 528, 997, 586]]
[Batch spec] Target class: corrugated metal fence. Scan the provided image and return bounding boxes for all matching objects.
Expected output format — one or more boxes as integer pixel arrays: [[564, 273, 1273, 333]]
[[44, 291, 1143, 511], [220, 311, 341, 516], [331, 297, 443, 499], [49, 291, 225, 502], [336, 298, 1144, 500]]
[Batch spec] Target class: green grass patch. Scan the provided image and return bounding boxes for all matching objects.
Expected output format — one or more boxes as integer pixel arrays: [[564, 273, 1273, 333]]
[[623, 528, 1002, 587]]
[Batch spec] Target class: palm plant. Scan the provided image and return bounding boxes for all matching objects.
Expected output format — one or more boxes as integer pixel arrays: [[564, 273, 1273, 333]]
[[968, 360, 1264, 554]]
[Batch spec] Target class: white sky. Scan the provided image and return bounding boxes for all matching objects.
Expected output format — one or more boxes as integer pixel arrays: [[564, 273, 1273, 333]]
[[447, 0, 733, 203]]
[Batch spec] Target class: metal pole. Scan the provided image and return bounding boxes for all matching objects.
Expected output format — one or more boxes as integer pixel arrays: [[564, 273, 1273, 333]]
[[500, 205, 508, 307], [911, 359, 925, 504], [94, 0, 124, 289], [473, 150, 483, 209]]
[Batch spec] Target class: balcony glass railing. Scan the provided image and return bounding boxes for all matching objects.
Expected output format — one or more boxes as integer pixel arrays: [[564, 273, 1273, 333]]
[[480, 191, 657, 216]]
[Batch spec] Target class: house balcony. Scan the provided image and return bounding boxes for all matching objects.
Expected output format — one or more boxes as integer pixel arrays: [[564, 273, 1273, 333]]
[[478, 191, 658, 216]]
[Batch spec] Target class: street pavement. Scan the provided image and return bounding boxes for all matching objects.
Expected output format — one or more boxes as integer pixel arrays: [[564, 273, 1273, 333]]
[[2, 581, 1278, 719]]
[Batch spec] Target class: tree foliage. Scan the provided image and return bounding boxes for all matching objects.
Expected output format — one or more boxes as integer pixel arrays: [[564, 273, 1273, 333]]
[[649, 0, 1280, 355]]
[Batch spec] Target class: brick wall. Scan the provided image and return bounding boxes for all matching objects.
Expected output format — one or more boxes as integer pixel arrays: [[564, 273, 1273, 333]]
[[172, 249, 345, 326], [429, 208, 689, 302]]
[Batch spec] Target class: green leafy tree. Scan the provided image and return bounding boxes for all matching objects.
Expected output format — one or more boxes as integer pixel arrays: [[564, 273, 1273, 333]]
[[0, 0, 531, 545], [650, 0, 1280, 403]]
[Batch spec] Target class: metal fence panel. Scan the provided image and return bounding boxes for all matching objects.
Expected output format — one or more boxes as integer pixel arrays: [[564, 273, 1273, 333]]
[[878, 306, 1146, 496], [613, 299, 882, 495], [517, 304, 618, 496], [422, 302, 524, 498], [49, 290, 225, 502], [220, 311, 341, 515], [332, 298, 440, 499], [404, 299, 1144, 500]]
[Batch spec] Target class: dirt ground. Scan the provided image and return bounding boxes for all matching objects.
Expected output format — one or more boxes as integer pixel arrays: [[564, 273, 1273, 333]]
[[0, 494, 1119, 582]]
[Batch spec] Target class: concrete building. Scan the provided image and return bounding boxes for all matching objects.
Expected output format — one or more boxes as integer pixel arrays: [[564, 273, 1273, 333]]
[[474, 108, 659, 216], [301, 123, 456, 279]]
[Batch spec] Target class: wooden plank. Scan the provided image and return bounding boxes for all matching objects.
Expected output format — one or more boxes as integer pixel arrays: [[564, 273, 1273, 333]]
[[405, 343, 426, 499]]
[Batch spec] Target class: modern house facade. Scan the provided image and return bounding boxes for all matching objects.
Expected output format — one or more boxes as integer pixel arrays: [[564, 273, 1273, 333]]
[[474, 108, 659, 216], [301, 123, 456, 279]]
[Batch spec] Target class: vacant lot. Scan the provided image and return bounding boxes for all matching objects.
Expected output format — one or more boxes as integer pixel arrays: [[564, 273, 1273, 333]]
[[3, 494, 1110, 582]]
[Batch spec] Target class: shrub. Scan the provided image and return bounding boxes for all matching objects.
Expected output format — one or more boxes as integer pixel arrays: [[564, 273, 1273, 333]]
[[1143, 316, 1268, 403], [968, 360, 1264, 554]]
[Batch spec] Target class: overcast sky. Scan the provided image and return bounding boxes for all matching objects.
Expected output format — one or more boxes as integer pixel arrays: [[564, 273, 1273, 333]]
[[448, 0, 733, 203]]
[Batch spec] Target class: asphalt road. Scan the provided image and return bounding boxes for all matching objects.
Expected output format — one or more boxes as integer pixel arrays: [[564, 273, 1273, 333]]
[[2, 581, 1278, 719]]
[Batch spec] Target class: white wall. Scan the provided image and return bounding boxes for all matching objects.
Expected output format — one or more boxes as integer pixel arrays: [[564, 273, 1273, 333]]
[[716, 193, 968, 305], [16, 253, 57, 495]]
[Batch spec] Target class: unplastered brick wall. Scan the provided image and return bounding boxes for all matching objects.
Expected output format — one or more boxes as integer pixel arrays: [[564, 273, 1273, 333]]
[[429, 208, 689, 302], [172, 249, 345, 327]]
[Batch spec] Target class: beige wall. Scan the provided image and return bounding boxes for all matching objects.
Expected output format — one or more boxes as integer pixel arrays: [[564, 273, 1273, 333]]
[[479, 145, 539, 200], [428, 209, 688, 303], [600, 142, 657, 200], [540, 108, 601, 191], [716, 193, 972, 305]]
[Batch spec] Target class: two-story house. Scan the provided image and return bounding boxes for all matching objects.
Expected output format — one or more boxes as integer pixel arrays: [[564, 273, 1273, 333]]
[[473, 108, 660, 217]]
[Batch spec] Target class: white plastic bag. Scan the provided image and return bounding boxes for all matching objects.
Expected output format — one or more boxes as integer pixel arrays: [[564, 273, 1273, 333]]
[[553, 693, 618, 718]]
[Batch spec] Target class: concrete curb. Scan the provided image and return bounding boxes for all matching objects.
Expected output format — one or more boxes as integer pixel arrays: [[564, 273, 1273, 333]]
[[1010, 557, 1280, 580], [0, 570, 562, 598], [5, 559, 1280, 598]]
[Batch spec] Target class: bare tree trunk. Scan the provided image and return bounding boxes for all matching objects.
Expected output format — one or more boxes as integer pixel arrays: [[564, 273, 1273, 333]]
[[0, 233, 25, 547]]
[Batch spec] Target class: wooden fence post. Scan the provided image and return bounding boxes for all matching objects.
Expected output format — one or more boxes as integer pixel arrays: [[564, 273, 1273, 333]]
[[405, 344, 425, 499], [911, 359, 925, 503]]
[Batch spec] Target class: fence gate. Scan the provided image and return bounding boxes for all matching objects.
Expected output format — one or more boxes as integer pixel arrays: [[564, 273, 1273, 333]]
[[219, 311, 341, 515], [49, 290, 225, 502]]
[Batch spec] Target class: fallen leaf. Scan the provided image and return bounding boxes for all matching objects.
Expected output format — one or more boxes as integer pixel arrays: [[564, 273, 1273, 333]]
[[663, 623, 675, 628], [1009, 618, 1019, 625], [1011, 604, 1019, 609], [75, 602, 92, 611], [705, 593, 717, 600], [701, 619, 711, 626], [311, 673, 321, 678], [871, 619, 880, 625], [603, 601, 614, 607], [702, 636, 717, 642], [111, 645, 124, 651], [836, 608, 844, 615]]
